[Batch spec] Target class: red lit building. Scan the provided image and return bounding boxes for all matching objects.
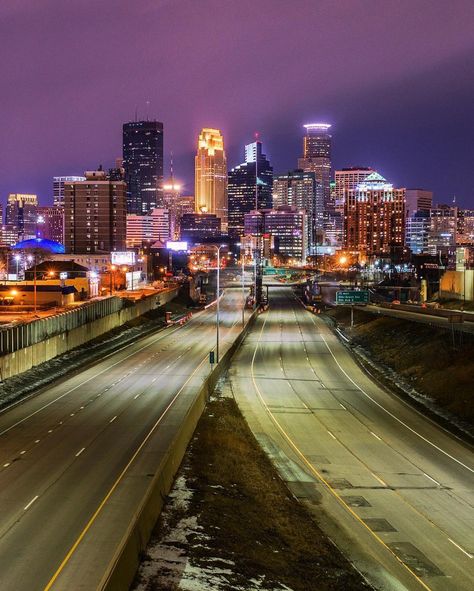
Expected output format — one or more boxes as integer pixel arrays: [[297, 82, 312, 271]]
[[344, 172, 406, 259]]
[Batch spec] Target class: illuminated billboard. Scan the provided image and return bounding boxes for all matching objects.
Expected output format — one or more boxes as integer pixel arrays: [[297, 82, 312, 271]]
[[166, 241, 188, 252], [111, 251, 136, 265]]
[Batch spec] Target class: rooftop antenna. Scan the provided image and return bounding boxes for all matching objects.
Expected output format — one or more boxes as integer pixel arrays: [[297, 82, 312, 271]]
[[134, 106, 138, 122], [146, 100, 150, 121], [170, 151, 174, 183], [452, 194, 457, 205]]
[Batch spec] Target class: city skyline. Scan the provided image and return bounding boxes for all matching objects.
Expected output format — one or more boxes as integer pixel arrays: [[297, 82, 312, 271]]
[[1, 1, 474, 207]]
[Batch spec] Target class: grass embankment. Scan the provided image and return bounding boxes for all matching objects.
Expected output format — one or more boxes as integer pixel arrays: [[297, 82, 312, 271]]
[[326, 307, 474, 426], [134, 397, 369, 591]]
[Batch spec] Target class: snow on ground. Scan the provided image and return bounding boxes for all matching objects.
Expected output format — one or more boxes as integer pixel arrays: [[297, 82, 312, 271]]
[[133, 468, 295, 591]]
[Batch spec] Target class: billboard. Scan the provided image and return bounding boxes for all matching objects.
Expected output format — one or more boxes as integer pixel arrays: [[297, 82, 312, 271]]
[[111, 251, 136, 265], [166, 241, 188, 252]]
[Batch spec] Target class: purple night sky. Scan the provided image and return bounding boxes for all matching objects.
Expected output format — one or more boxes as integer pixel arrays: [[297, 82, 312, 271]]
[[1, 0, 473, 207]]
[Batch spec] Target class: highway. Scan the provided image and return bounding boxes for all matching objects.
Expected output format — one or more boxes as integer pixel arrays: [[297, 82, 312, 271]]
[[0, 289, 247, 591], [230, 287, 474, 591]]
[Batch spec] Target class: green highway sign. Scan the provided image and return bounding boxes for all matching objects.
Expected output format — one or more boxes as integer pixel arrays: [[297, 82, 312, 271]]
[[336, 290, 369, 305]]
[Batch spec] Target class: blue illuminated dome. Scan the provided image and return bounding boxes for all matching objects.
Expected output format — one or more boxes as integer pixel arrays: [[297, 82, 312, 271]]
[[12, 237, 66, 254]]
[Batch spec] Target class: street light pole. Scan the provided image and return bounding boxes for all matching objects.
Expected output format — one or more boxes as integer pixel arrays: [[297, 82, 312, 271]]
[[241, 254, 245, 326], [236, 242, 245, 327]]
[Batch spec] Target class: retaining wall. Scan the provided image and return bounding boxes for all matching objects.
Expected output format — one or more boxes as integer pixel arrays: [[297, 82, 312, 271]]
[[100, 310, 259, 591], [0, 288, 178, 381]]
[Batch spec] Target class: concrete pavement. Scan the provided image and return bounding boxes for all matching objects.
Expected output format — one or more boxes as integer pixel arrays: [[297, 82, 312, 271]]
[[230, 287, 474, 591], [0, 289, 247, 591]]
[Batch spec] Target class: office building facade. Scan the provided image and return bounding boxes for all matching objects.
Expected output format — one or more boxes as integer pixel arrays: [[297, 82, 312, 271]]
[[244, 207, 308, 261], [37, 206, 64, 244], [194, 128, 228, 229], [273, 169, 319, 251], [5, 193, 38, 244], [180, 212, 221, 244], [405, 189, 433, 217], [123, 120, 164, 214], [64, 171, 126, 253], [53, 176, 85, 207], [126, 208, 170, 248], [228, 140, 273, 240], [344, 172, 406, 258], [298, 123, 332, 220]]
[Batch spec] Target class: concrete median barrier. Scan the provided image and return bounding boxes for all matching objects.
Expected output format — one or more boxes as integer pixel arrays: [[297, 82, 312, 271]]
[[99, 309, 259, 591]]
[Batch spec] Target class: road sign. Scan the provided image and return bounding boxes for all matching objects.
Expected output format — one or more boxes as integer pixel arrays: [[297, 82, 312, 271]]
[[209, 351, 215, 364], [336, 290, 369, 305]]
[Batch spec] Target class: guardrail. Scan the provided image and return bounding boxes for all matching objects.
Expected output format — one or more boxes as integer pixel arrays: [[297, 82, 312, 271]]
[[373, 302, 474, 324]]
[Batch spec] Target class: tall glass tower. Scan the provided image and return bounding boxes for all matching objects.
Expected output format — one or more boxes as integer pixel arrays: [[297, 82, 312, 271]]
[[123, 120, 164, 214], [228, 141, 273, 240], [297, 123, 332, 230]]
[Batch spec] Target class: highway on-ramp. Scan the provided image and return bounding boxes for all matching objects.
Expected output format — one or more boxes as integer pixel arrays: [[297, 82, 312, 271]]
[[0, 290, 246, 591], [230, 287, 474, 591]]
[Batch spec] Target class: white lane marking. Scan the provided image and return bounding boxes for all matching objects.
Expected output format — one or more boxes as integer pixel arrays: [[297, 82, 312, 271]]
[[370, 431, 382, 441], [316, 326, 474, 474], [339, 403, 346, 410], [24, 495, 39, 511], [3, 463, 10, 468], [448, 538, 473, 559], [134, 393, 141, 400], [75, 447, 85, 457], [42, 341, 213, 590], [109, 416, 117, 423], [35, 439, 40, 443], [20, 450, 26, 454], [70, 413, 74, 417], [48, 429, 53, 433], [327, 430, 337, 440], [252, 302, 434, 591], [423, 473, 440, 486], [80, 406, 84, 410], [0, 322, 187, 438]]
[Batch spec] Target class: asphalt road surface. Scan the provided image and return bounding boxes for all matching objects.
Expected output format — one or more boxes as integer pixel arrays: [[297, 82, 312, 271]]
[[230, 287, 474, 591], [0, 289, 247, 591]]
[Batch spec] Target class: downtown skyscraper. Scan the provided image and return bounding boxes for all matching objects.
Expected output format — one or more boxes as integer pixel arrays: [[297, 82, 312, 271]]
[[297, 123, 332, 234], [194, 128, 228, 230], [228, 140, 273, 240], [123, 120, 164, 215]]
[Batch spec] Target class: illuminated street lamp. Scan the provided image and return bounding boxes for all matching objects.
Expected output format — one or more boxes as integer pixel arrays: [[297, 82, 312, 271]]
[[236, 242, 245, 326], [207, 244, 226, 363]]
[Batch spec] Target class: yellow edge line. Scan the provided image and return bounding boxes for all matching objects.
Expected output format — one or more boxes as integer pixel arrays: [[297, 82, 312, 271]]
[[43, 353, 209, 591], [250, 305, 433, 591]]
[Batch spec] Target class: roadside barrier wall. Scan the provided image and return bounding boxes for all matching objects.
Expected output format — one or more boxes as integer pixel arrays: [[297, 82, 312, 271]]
[[0, 288, 178, 380], [101, 309, 259, 591]]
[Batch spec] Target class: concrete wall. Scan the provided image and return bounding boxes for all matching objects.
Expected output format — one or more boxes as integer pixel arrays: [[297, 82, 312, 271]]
[[440, 270, 474, 301], [100, 310, 259, 591], [0, 288, 178, 380]]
